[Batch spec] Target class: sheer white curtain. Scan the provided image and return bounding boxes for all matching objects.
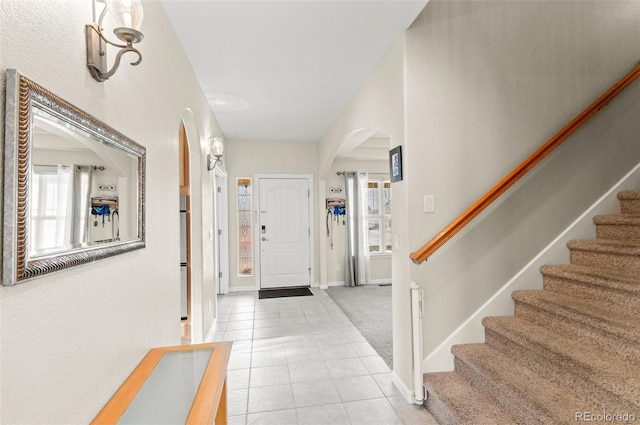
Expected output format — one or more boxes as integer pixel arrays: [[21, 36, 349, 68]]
[[72, 165, 92, 245], [56, 164, 73, 246], [344, 171, 370, 287]]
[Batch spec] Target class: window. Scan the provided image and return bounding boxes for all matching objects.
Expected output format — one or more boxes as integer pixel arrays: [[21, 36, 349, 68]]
[[237, 178, 253, 275], [368, 181, 391, 253], [31, 165, 62, 251], [31, 165, 91, 253]]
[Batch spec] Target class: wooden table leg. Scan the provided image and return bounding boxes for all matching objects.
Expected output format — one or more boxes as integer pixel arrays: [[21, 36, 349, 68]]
[[215, 379, 227, 425]]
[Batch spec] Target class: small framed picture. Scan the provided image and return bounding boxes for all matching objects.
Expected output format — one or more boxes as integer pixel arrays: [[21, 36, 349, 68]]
[[389, 145, 403, 182]]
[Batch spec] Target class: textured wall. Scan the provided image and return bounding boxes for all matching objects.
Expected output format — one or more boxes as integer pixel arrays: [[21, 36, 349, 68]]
[[0, 1, 223, 422]]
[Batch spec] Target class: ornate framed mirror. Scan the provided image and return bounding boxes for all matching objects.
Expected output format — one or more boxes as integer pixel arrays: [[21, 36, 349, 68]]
[[3, 70, 146, 286]]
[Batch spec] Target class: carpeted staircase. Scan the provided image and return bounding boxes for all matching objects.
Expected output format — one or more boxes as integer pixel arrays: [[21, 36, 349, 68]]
[[423, 190, 640, 424]]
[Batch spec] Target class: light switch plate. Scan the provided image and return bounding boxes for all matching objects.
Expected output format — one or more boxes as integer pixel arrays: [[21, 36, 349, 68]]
[[424, 195, 435, 213]]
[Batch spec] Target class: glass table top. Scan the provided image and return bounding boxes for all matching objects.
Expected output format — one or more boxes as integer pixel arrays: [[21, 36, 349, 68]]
[[117, 348, 213, 424]]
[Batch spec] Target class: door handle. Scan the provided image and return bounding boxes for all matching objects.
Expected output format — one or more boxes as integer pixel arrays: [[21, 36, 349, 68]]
[[261, 237, 269, 241]]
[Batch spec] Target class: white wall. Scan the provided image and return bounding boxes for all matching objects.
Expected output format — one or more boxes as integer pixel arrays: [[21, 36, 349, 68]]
[[0, 1, 223, 422], [317, 37, 412, 392], [404, 1, 640, 368], [225, 140, 319, 290]]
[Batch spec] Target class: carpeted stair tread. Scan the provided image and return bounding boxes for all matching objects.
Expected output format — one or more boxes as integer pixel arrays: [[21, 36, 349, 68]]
[[452, 344, 605, 424], [568, 239, 640, 275], [423, 371, 516, 425], [594, 214, 640, 225], [618, 190, 640, 201], [568, 238, 640, 254], [594, 214, 640, 241], [619, 191, 640, 214], [483, 316, 640, 407], [541, 264, 640, 294], [512, 290, 640, 344], [541, 264, 640, 311]]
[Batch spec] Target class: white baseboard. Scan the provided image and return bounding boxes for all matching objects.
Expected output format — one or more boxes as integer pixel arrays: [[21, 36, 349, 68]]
[[391, 371, 422, 405], [228, 285, 259, 292], [423, 162, 640, 373], [368, 279, 391, 285], [230, 283, 321, 291], [323, 280, 390, 287]]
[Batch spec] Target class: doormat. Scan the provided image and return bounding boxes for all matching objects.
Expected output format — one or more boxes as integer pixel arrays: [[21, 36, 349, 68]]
[[259, 287, 313, 299]]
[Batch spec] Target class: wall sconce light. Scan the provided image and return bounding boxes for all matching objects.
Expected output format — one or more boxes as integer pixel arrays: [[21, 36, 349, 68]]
[[207, 137, 224, 171], [86, 0, 144, 82]]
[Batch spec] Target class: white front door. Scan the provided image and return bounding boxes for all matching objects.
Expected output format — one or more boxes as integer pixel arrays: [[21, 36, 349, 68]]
[[259, 178, 311, 289]]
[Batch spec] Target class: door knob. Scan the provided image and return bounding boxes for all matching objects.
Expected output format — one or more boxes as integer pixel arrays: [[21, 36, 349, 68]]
[[261, 237, 269, 241]]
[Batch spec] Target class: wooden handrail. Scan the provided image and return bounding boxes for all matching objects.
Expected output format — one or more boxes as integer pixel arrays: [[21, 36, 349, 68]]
[[410, 63, 640, 265]]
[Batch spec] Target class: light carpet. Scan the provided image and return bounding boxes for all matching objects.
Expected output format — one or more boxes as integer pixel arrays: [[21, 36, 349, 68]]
[[326, 284, 393, 368]]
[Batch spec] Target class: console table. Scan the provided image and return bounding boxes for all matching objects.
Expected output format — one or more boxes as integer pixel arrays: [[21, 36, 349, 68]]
[[92, 342, 232, 424]]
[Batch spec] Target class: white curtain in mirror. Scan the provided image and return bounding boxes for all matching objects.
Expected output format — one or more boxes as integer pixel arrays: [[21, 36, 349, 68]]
[[56, 164, 73, 245], [344, 171, 370, 287], [72, 165, 92, 245]]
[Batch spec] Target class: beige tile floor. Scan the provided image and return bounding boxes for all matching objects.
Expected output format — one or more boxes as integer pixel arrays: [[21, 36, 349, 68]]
[[206, 288, 438, 425]]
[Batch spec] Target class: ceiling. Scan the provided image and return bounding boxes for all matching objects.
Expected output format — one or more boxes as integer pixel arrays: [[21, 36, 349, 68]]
[[161, 0, 427, 144]]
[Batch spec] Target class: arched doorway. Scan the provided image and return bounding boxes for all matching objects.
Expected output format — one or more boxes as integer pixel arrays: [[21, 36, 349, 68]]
[[322, 128, 393, 286], [177, 111, 206, 344], [179, 122, 192, 343], [321, 128, 394, 366], [178, 110, 222, 343]]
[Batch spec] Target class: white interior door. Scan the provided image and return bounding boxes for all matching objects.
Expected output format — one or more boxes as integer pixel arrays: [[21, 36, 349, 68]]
[[259, 178, 311, 289]]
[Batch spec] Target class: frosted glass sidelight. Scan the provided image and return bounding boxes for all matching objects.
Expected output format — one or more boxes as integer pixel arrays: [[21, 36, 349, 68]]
[[237, 178, 253, 276]]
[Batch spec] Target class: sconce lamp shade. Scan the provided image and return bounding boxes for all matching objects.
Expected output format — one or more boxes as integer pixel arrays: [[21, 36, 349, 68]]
[[86, 0, 144, 81], [207, 137, 224, 171], [106, 0, 144, 44], [106, 0, 144, 31], [211, 137, 224, 156]]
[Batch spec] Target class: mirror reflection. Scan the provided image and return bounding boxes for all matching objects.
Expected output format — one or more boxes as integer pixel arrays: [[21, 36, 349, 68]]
[[30, 109, 139, 256]]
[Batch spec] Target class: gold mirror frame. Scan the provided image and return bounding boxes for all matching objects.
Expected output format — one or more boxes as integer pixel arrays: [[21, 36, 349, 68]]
[[2, 70, 146, 286]]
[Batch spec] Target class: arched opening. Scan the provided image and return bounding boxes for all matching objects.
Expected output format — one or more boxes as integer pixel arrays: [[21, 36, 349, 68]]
[[179, 122, 192, 343], [323, 127, 394, 368], [178, 109, 209, 344]]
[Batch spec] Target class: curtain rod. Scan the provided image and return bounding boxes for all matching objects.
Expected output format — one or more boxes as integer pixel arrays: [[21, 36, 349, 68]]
[[336, 171, 389, 177], [33, 164, 105, 170]]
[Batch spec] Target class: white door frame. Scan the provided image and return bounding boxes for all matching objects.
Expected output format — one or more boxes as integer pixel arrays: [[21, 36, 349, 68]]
[[254, 174, 314, 290], [214, 168, 229, 294]]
